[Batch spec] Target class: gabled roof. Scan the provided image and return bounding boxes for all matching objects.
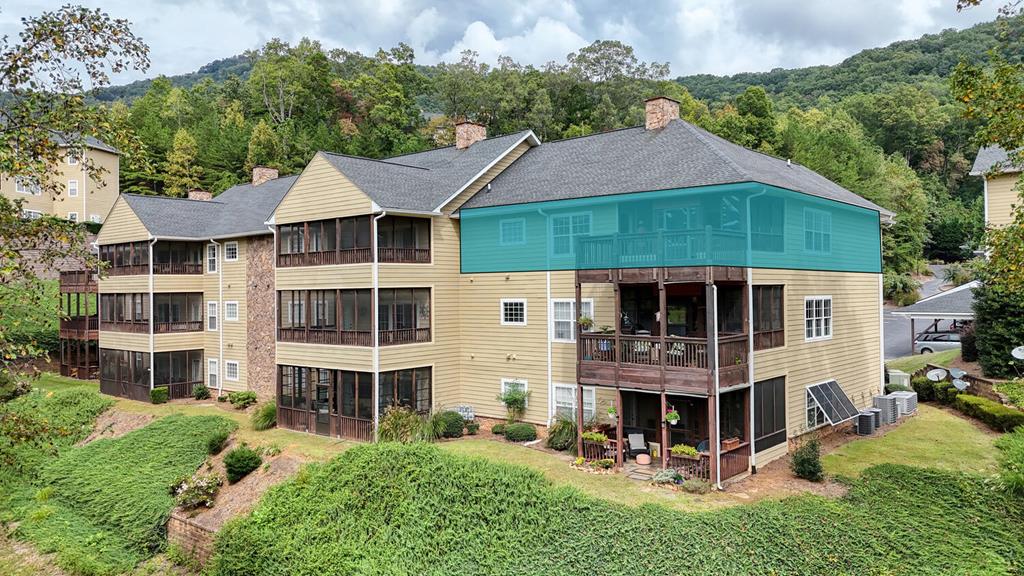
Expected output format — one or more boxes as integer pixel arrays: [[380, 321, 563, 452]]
[[53, 133, 120, 155], [320, 130, 539, 212], [892, 280, 978, 319], [460, 120, 891, 216], [121, 175, 296, 239], [971, 145, 1022, 176]]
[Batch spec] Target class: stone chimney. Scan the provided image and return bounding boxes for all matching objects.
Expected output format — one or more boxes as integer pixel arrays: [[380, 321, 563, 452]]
[[188, 189, 212, 201], [455, 121, 486, 149], [645, 96, 680, 130], [251, 166, 279, 186]]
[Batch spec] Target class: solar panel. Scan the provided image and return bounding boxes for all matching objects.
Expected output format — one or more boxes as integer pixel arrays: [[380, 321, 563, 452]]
[[808, 380, 859, 425]]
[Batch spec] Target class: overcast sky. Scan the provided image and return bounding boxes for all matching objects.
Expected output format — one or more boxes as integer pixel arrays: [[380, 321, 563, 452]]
[[1, 0, 1002, 85]]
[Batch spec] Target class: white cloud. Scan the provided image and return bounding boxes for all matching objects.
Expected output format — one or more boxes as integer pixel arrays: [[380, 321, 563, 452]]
[[437, 17, 588, 66]]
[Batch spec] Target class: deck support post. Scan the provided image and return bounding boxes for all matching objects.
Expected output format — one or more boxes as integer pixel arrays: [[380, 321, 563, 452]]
[[615, 388, 624, 467], [910, 317, 915, 353], [660, 390, 669, 468], [576, 272, 584, 458]]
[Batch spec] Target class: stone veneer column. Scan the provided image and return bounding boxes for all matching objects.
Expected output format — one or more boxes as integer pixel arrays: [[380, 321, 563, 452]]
[[246, 236, 276, 399]]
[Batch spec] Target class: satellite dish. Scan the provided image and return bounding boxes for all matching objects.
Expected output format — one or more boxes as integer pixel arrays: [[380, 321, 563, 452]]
[[952, 379, 969, 391], [949, 368, 967, 379], [926, 368, 948, 382], [1012, 346, 1024, 360]]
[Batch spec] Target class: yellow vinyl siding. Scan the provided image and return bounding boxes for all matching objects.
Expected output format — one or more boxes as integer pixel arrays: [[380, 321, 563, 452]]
[[153, 332, 205, 352], [1, 147, 118, 219], [220, 239, 250, 392], [99, 331, 148, 351], [98, 275, 149, 293], [440, 141, 530, 214], [752, 269, 882, 464], [986, 173, 1020, 227], [153, 275, 204, 292], [274, 154, 374, 224], [276, 342, 373, 370], [275, 265, 371, 290], [97, 196, 149, 244]]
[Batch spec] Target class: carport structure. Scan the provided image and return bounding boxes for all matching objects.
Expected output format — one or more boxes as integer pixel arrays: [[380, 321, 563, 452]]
[[892, 281, 978, 351]]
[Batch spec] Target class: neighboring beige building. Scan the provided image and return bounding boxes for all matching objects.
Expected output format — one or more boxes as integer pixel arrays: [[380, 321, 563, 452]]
[[89, 98, 889, 487], [1, 136, 120, 223], [971, 145, 1021, 228]]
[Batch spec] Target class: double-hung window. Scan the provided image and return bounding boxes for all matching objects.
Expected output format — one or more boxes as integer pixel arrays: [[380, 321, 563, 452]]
[[804, 208, 832, 254], [501, 299, 527, 326], [553, 384, 595, 421], [224, 301, 239, 322], [224, 242, 238, 261], [550, 212, 591, 256], [68, 179, 79, 197], [551, 299, 593, 342], [207, 244, 218, 273], [208, 358, 219, 389], [804, 296, 832, 341], [15, 177, 40, 195], [500, 378, 527, 406], [207, 301, 218, 331], [68, 212, 78, 223], [499, 218, 526, 246]]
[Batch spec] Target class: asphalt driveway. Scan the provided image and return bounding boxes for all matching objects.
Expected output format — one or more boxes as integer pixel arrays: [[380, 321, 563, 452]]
[[883, 265, 949, 359]]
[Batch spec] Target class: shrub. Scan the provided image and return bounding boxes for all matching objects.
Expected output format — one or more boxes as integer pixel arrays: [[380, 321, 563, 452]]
[[150, 387, 169, 404], [504, 423, 537, 442], [227, 391, 257, 409], [885, 383, 911, 394], [651, 468, 680, 484], [932, 381, 959, 404], [250, 402, 277, 431], [192, 383, 211, 400], [465, 420, 480, 435], [217, 395, 228, 402], [883, 270, 920, 304], [995, 379, 1024, 408], [960, 323, 978, 362], [207, 429, 230, 455], [496, 386, 530, 423], [592, 458, 614, 469], [995, 428, 1024, 496], [973, 280, 1024, 378], [378, 406, 442, 443], [545, 413, 577, 452], [681, 478, 712, 494], [581, 431, 608, 443], [0, 372, 31, 402], [791, 437, 823, 482], [911, 376, 935, 401], [172, 473, 223, 509], [435, 410, 464, 439], [224, 444, 262, 484], [952, 395, 1024, 432], [942, 262, 974, 286], [670, 444, 698, 457], [491, 423, 506, 435]]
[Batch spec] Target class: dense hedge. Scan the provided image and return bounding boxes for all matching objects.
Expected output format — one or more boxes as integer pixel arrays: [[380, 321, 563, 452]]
[[952, 395, 1024, 432], [996, 427, 1024, 496], [208, 443, 1024, 575], [14, 414, 238, 575], [504, 422, 537, 442]]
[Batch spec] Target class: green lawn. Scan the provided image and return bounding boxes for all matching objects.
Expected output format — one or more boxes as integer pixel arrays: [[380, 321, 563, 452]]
[[33, 373, 354, 461], [885, 348, 959, 374], [823, 404, 999, 478]]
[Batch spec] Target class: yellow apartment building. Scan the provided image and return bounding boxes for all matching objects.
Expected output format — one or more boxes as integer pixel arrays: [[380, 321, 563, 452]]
[[971, 145, 1021, 228]]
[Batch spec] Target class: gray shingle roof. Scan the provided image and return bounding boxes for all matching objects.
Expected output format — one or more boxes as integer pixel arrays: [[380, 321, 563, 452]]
[[461, 120, 891, 216], [320, 130, 536, 211], [971, 145, 1022, 175], [893, 281, 978, 318], [121, 175, 296, 239], [53, 133, 120, 155]]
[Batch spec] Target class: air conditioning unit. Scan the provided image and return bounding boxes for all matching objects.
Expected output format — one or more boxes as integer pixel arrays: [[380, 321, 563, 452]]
[[889, 391, 918, 416], [873, 395, 898, 425], [868, 407, 882, 429], [888, 369, 911, 389], [856, 411, 876, 435]]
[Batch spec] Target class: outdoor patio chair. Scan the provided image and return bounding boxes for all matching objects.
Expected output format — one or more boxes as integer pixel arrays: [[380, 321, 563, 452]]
[[626, 433, 650, 459]]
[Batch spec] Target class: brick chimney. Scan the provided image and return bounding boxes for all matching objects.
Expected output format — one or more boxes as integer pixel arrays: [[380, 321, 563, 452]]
[[251, 166, 279, 186], [455, 121, 486, 149], [188, 189, 212, 201], [645, 96, 680, 130]]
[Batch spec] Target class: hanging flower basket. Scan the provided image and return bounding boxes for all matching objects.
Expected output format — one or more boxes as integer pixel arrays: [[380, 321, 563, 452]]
[[664, 409, 680, 426]]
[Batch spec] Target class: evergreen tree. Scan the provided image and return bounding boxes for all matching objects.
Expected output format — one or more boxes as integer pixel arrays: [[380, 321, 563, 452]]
[[165, 128, 202, 196]]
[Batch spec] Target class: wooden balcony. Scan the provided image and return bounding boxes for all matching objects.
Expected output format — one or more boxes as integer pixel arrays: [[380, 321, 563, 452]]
[[153, 320, 203, 333], [277, 248, 372, 268], [60, 315, 99, 339], [59, 270, 97, 293], [104, 264, 150, 276], [379, 327, 431, 346], [379, 247, 430, 263], [152, 262, 202, 275], [278, 328, 372, 346], [578, 333, 748, 394]]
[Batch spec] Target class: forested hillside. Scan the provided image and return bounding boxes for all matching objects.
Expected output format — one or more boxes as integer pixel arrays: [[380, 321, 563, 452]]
[[95, 15, 1021, 301]]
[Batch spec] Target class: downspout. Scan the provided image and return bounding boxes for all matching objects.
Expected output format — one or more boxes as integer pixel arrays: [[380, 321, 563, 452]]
[[372, 210, 387, 439], [210, 239, 224, 396], [268, 224, 278, 398], [148, 237, 157, 392], [744, 187, 765, 472], [878, 273, 885, 396], [712, 284, 722, 489], [537, 207, 553, 423]]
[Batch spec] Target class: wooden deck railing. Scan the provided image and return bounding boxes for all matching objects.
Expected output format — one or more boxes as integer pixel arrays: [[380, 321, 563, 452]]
[[668, 453, 711, 481], [100, 321, 150, 333], [277, 328, 372, 346], [59, 270, 97, 291], [581, 440, 616, 463], [104, 264, 149, 276], [152, 262, 202, 275], [153, 321, 203, 333], [277, 248, 372, 267], [338, 416, 374, 441], [579, 333, 747, 369], [379, 328, 431, 345], [576, 228, 748, 268], [60, 316, 98, 337], [720, 442, 750, 481], [378, 247, 430, 263]]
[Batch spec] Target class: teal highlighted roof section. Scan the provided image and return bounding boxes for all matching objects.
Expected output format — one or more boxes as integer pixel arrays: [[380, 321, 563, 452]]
[[460, 182, 882, 274]]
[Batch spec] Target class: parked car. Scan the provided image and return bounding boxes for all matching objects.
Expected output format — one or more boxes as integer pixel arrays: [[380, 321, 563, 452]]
[[914, 331, 962, 355]]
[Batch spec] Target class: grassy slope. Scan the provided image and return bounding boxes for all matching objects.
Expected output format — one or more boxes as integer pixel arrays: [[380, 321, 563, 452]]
[[822, 404, 999, 478], [885, 349, 959, 374], [209, 443, 1024, 576]]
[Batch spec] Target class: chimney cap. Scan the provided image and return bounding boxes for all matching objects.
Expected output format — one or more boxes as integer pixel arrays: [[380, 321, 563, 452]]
[[455, 119, 486, 127], [644, 95, 680, 104]]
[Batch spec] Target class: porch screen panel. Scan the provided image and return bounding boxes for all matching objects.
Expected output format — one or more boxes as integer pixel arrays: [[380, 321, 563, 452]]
[[754, 377, 786, 452], [460, 182, 881, 274]]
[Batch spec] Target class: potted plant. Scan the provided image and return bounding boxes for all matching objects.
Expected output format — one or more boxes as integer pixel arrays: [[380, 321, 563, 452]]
[[578, 314, 594, 332], [722, 437, 741, 451], [664, 408, 680, 426], [670, 444, 699, 459], [607, 404, 617, 423]]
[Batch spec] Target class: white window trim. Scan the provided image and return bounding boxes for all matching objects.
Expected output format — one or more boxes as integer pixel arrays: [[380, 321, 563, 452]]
[[224, 241, 239, 262], [208, 358, 219, 387], [67, 153, 78, 165], [15, 177, 40, 195], [207, 301, 218, 331], [500, 298, 528, 326], [206, 244, 218, 273], [500, 378, 528, 407], [803, 295, 833, 342], [805, 387, 827, 431], [225, 360, 239, 381], [22, 209, 42, 219], [499, 217, 527, 246], [552, 383, 595, 421], [68, 179, 79, 197], [90, 214, 102, 223], [551, 298, 593, 343], [224, 301, 239, 321], [803, 207, 832, 255], [67, 212, 78, 222], [549, 211, 593, 257]]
